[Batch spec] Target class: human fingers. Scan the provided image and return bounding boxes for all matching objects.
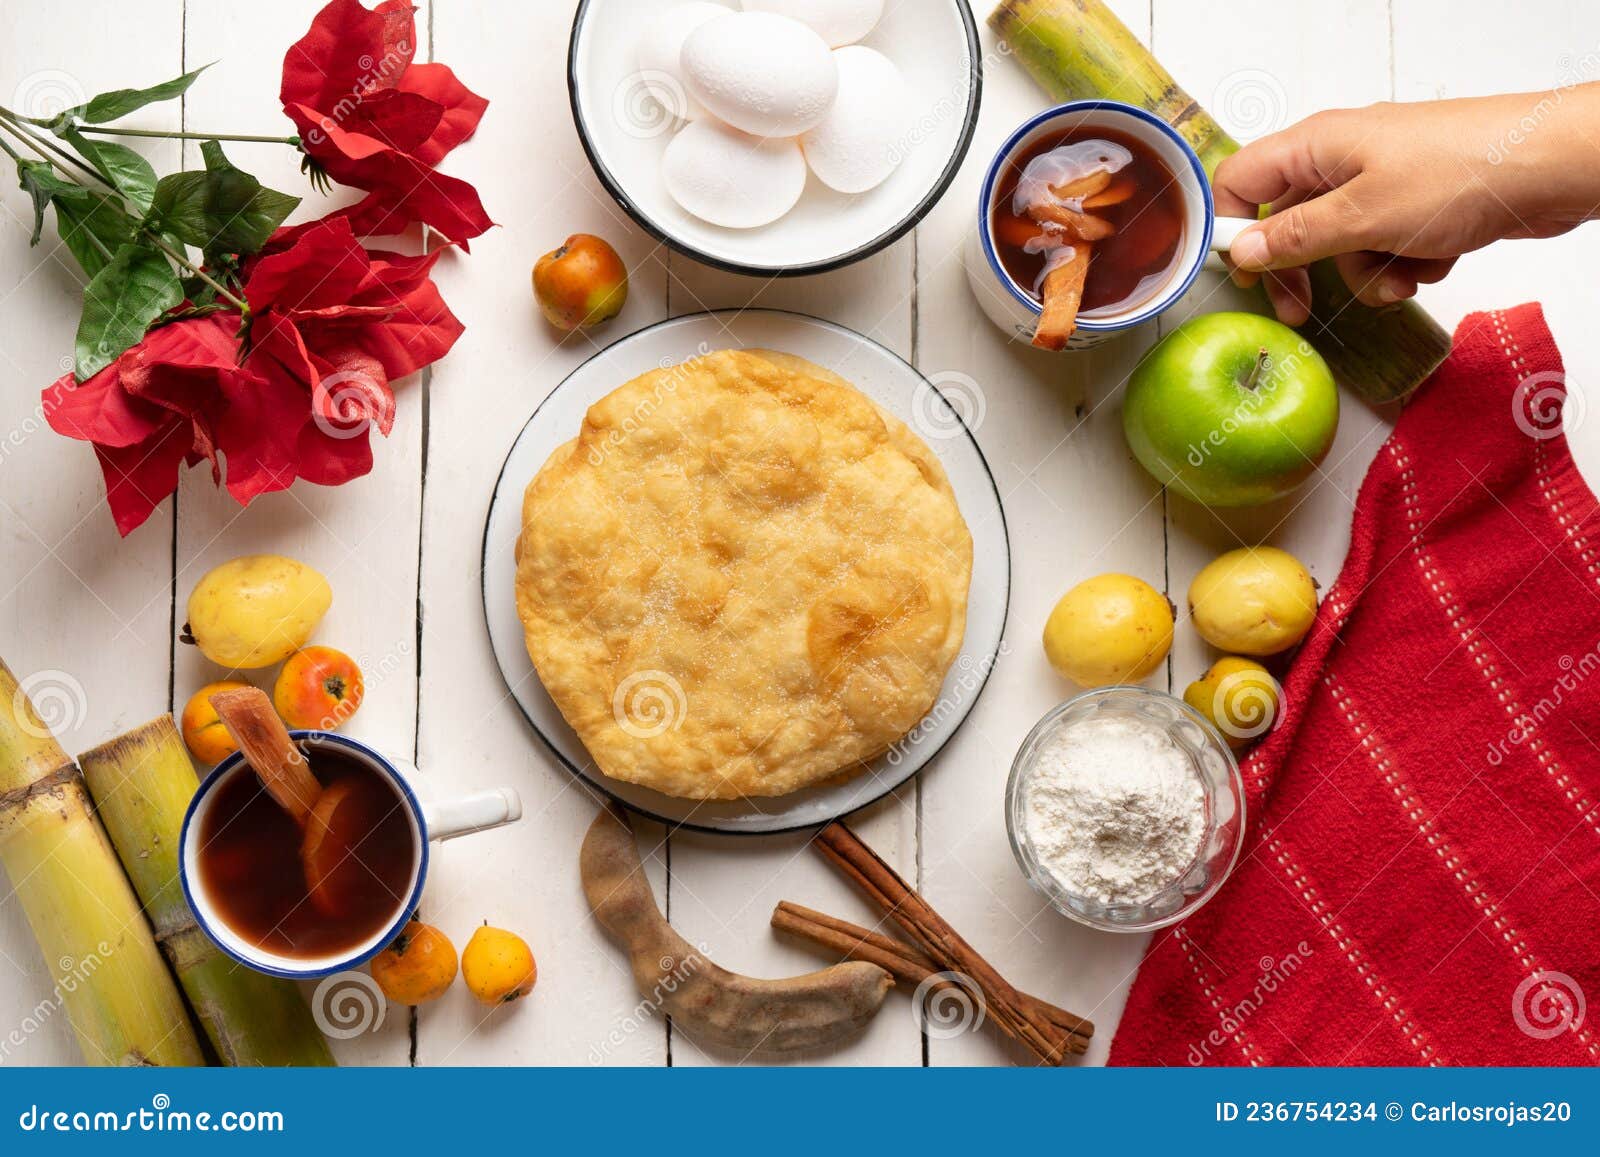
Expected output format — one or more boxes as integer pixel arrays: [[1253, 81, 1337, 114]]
[[1225, 188, 1311, 289], [1221, 235, 1260, 289], [1211, 110, 1369, 215], [1405, 256, 1458, 285], [1334, 251, 1412, 306], [1333, 252, 1458, 305], [1228, 180, 1378, 271], [1262, 268, 1312, 326]]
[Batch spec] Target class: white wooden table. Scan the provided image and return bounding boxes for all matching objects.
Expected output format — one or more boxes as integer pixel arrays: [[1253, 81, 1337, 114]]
[[3, 0, 1597, 1067]]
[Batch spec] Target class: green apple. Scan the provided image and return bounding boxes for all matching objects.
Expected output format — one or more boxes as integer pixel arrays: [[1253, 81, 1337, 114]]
[[1122, 312, 1339, 507]]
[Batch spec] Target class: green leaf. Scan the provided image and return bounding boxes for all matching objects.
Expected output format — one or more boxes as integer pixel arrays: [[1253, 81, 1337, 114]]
[[16, 159, 89, 245], [147, 139, 299, 256], [74, 242, 183, 379], [52, 192, 138, 278], [60, 129, 157, 214], [67, 65, 211, 125]]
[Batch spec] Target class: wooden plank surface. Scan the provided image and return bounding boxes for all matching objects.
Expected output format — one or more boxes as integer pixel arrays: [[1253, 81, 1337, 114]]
[[0, 0, 1596, 1067], [0, 0, 184, 1069], [916, 0, 1164, 1067], [176, 0, 423, 1068]]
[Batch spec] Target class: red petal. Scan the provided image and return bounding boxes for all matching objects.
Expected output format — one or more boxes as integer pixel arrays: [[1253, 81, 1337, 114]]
[[190, 415, 221, 485], [41, 316, 244, 448], [244, 217, 371, 313], [378, 159, 493, 246], [94, 423, 190, 536], [135, 312, 242, 365], [346, 87, 441, 154], [296, 418, 374, 486], [396, 62, 488, 165], [245, 313, 319, 387], [260, 192, 403, 253], [286, 103, 492, 247], [310, 350, 395, 437], [287, 101, 393, 170], [340, 278, 463, 381], [280, 0, 418, 110], [317, 191, 424, 244], [43, 366, 166, 449], [337, 193, 417, 240], [213, 358, 308, 505], [121, 366, 219, 423], [362, 245, 444, 292]]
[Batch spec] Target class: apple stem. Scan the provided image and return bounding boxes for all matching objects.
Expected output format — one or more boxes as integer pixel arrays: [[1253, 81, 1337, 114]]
[[1241, 347, 1272, 392]]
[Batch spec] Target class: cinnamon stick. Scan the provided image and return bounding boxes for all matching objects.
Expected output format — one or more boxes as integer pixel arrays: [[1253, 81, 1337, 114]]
[[1032, 245, 1091, 352], [772, 901, 1093, 1049], [1026, 201, 1115, 241], [209, 687, 321, 826], [812, 823, 1080, 1065]]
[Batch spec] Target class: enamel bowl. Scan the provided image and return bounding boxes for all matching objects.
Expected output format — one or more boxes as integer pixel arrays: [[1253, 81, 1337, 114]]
[[567, 0, 981, 275]]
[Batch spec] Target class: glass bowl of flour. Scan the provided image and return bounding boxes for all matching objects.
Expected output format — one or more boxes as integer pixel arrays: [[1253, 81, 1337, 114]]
[[1006, 686, 1245, 932]]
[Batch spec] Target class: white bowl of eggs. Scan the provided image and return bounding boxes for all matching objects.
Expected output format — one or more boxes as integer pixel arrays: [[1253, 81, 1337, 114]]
[[568, 0, 981, 275]]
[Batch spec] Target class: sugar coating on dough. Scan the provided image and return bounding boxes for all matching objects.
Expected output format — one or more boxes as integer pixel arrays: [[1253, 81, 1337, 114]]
[[515, 349, 973, 800]]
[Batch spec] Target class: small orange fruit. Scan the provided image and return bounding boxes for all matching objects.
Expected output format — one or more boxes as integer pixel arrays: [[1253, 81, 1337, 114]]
[[273, 645, 364, 731], [532, 233, 628, 332], [370, 920, 457, 1005], [179, 680, 254, 764], [461, 924, 537, 1006]]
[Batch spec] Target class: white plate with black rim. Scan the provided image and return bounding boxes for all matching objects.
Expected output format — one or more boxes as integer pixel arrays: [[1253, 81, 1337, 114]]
[[566, 0, 981, 276], [482, 310, 1009, 834]]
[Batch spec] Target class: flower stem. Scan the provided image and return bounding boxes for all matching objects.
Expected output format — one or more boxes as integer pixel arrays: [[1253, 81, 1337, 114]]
[[0, 111, 107, 187], [0, 119, 118, 261], [144, 232, 247, 311], [0, 114, 246, 309], [74, 125, 300, 146]]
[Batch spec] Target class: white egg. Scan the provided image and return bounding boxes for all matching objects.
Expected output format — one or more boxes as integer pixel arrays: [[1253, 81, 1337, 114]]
[[636, 2, 731, 121], [799, 46, 911, 194], [662, 118, 808, 228], [741, 0, 883, 48], [681, 12, 837, 138]]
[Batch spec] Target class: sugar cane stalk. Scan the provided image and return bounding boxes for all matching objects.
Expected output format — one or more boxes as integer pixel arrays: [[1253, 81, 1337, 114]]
[[989, 0, 1452, 403], [0, 659, 204, 1066], [79, 717, 335, 1067]]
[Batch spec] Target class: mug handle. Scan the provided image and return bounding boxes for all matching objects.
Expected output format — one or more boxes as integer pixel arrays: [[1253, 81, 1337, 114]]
[[1202, 215, 1255, 271], [422, 788, 523, 842]]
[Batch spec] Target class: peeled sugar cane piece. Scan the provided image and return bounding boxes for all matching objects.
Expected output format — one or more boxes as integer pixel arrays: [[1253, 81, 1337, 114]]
[[989, 0, 1451, 403], [79, 717, 334, 1067], [580, 805, 892, 1053], [0, 659, 203, 1067]]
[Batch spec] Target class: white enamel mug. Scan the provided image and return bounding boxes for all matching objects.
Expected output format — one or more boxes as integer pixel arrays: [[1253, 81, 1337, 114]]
[[179, 731, 522, 978], [964, 100, 1252, 350]]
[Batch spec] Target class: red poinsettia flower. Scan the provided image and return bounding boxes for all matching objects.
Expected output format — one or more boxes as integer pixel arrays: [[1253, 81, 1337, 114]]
[[238, 216, 463, 493], [281, 0, 492, 245], [44, 315, 247, 535], [43, 218, 462, 536]]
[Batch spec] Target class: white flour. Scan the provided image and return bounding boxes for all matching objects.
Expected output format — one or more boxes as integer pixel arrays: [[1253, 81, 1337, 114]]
[[1022, 714, 1204, 905]]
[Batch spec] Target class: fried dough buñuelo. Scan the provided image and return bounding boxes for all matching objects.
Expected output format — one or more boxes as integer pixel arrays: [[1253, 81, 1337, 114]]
[[515, 348, 971, 800]]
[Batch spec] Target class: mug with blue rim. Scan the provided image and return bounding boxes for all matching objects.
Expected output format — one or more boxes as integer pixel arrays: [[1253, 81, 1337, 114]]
[[179, 731, 521, 978], [965, 100, 1252, 349]]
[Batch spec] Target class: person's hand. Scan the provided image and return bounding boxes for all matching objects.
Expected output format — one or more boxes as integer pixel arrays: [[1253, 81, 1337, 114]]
[[1213, 85, 1600, 324]]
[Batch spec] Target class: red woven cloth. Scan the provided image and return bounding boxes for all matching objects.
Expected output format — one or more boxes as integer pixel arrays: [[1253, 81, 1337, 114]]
[[1110, 304, 1600, 1066]]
